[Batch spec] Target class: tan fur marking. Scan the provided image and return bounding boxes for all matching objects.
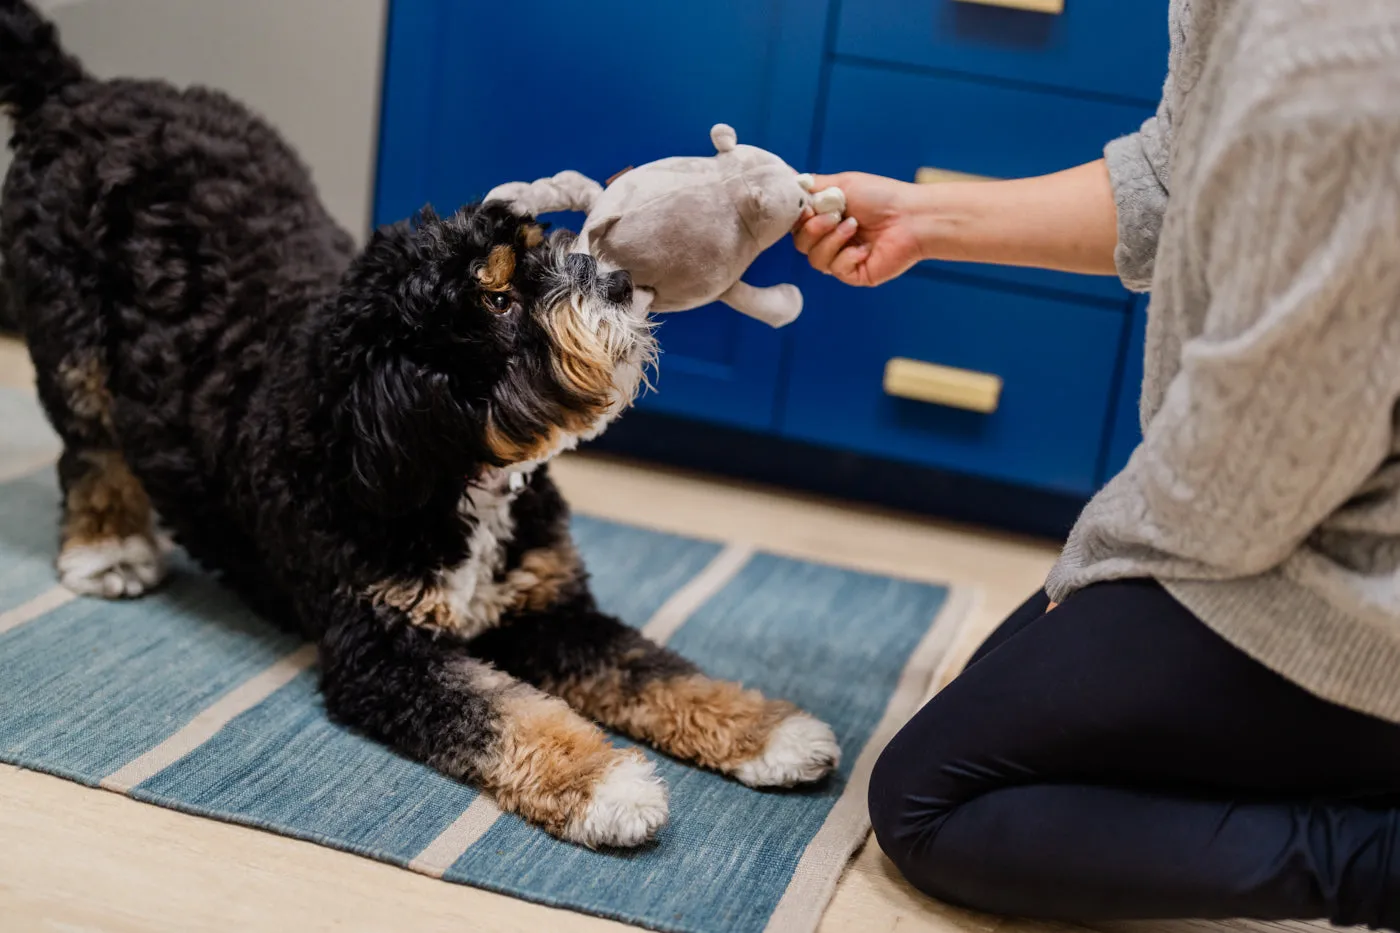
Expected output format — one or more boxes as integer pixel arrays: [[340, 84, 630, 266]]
[[520, 223, 545, 248], [483, 687, 623, 837], [509, 539, 584, 612], [483, 420, 564, 465], [57, 352, 114, 432], [366, 539, 583, 634], [541, 302, 616, 411], [61, 451, 154, 548], [365, 578, 454, 629], [483, 402, 603, 465], [556, 672, 796, 772], [477, 244, 516, 291]]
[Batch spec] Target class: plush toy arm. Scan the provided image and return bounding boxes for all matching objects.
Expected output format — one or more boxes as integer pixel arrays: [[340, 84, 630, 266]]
[[718, 280, 803, 328], [796, 174, 848, 215], [483, 170, 603, 216]]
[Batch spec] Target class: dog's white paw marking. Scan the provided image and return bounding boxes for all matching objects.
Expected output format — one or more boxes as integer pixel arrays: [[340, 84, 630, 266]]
[[58, 535, 166, 599], [565, 753, 669, 849], [733, 713, 841, 788]]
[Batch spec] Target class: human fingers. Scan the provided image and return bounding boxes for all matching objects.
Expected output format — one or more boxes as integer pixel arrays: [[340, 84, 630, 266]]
[[807, 216, 859, 273], [793, 210, 843, 254], [828, 241, 872, 285]]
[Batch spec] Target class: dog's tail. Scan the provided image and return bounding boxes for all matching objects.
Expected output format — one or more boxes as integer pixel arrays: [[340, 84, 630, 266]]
[[0, 0, 86, 125]]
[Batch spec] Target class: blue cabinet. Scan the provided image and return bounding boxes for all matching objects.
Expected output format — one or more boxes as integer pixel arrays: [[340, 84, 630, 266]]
[[836, 0, 1170, 103], [816, 61, 1152, 300], [784, 271, 1125, 496], [374, 0, 1171, 529], [374, 0, 831, 432]]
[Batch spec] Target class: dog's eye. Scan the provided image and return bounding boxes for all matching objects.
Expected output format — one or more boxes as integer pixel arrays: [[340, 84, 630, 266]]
[[483, 292, 515, 314]]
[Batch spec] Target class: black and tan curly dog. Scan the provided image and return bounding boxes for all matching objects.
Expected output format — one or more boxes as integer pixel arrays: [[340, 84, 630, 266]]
[[0, 0, 838, 846]]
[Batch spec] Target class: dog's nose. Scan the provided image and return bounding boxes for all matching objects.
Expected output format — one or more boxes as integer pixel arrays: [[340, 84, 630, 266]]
[[565, 253, 597, 287], [602, 270, 633, 305]]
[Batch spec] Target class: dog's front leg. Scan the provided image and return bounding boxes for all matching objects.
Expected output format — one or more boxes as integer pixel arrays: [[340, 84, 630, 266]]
[[317, 596, 668, 848], [469, 604, 841, 788]]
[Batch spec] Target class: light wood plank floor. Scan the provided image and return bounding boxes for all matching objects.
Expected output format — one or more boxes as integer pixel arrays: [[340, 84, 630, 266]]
[[0, 337, 1344, 933]]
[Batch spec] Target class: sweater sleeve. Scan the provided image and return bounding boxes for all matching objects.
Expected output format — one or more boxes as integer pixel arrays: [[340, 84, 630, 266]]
[[1059, 92, 1400, 589], [1104, 99, 1173, 293]]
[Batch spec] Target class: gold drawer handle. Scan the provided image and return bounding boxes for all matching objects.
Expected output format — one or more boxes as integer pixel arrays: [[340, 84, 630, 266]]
[[884, 358, 1003, 414], [915, 166, 995, 185], [955, 0, 1064, 13]]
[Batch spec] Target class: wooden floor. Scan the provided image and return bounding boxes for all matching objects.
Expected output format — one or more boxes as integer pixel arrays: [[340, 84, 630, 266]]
[[0, 337, 1341, 933]]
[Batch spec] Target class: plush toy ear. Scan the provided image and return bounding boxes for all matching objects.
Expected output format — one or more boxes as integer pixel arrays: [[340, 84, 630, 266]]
[[586, 212, 622, 247], [710, 124, 738, 153]]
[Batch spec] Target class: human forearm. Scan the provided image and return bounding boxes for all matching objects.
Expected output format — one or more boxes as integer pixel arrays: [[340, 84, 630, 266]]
[[908, 160, 1119, 276]]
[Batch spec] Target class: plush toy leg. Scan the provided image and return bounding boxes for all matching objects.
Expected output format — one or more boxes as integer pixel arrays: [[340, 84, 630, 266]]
[[796, 174, 848, 216], [810, 186, 846, 215], [719, 280, 803, 328], [484, 170, 603, 217]]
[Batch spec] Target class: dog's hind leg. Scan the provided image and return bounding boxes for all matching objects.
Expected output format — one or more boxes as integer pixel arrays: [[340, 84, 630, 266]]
[[318, 596, 669, 848], [54, 446, 166, 598], [20, 302, 166, 598], [469, 606, 842, 788]]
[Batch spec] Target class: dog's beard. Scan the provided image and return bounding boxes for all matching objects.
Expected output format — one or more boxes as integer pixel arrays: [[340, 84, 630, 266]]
[[483, 237, 657, 468]]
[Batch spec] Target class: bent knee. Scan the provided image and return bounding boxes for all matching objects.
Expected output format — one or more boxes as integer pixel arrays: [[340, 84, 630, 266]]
[[868, 740, 949, 874], [869, 740, 1009, 911]]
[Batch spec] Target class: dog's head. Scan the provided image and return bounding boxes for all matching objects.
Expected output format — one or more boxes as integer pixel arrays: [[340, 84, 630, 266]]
[[328, 201, 656, 516]]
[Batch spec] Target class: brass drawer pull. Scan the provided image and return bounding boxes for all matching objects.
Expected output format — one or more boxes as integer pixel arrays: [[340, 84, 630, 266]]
[[915, 166, 995, 185], [884, 358, 1003, 414], [955, 0, 1064, 13]]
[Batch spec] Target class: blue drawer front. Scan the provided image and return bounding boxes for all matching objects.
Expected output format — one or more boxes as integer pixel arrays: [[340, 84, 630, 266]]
[[818, 61, 1153, 302], [836, 0, 1170, 104], [782, 272, 1124, 495], [375, 0, 830, 432]]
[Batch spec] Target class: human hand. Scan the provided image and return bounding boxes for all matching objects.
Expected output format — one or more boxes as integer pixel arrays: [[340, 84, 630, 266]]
[[792, 172, 927, 287]]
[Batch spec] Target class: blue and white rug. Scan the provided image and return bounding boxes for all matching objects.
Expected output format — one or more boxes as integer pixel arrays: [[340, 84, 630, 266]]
[[0, 386, 971, 933]]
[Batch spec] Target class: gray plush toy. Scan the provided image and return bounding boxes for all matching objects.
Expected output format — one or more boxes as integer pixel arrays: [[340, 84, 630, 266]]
[[485, 124, 846, 327]]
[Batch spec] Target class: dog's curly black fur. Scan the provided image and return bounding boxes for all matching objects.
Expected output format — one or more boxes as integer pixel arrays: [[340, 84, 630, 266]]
[[0, 0, 838, 847]]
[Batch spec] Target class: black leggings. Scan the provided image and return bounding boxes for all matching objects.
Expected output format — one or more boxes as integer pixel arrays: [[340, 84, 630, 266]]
[[869, 580, 1400, 928]]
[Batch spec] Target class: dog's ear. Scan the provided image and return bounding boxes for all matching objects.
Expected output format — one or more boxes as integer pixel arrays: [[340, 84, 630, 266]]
[[344, 354, 466, 517]]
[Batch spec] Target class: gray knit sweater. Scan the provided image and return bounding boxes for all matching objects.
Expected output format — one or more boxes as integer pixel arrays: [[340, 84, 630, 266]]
[[1045, 0, 1400, 722]]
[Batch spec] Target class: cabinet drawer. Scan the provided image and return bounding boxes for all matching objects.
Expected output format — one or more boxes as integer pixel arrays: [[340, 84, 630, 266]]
[[818, 61, 1153, 302], [836, 0, 1169, 103], [782, 272, 1124, 495]]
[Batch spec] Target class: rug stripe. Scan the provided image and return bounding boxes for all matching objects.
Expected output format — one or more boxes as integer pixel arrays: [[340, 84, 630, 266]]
[[100, 644, 318, 793], [0, 451, 58, 485], [640, 542, 754, 643], [760, 585, 978, 933], [0, 586, 75, 635], [405, 541, 754, 879], [406, 797, 503, 877]]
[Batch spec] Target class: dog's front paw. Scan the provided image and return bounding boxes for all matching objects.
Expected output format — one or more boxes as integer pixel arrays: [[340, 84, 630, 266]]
[[733, 712, 840, 788], [58, 534, 166, 598], [563, 752, 669, 848]]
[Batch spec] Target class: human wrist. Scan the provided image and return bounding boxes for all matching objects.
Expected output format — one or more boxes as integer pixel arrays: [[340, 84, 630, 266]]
[[902, 180, 969, 264]]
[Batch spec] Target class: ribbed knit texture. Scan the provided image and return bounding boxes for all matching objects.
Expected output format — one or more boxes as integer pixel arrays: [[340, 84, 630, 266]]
[[1046, 0, 1400, 722]]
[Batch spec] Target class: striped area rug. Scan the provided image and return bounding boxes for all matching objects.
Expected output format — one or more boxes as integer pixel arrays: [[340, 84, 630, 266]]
[[0, 386, 972, 933]]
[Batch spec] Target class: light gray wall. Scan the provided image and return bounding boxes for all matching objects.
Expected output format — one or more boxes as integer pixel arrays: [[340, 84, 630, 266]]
[[2, 0, 387, 239]]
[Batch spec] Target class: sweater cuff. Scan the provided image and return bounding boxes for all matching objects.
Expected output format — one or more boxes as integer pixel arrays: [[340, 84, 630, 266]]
[[1104, 132, 1168, 293]]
